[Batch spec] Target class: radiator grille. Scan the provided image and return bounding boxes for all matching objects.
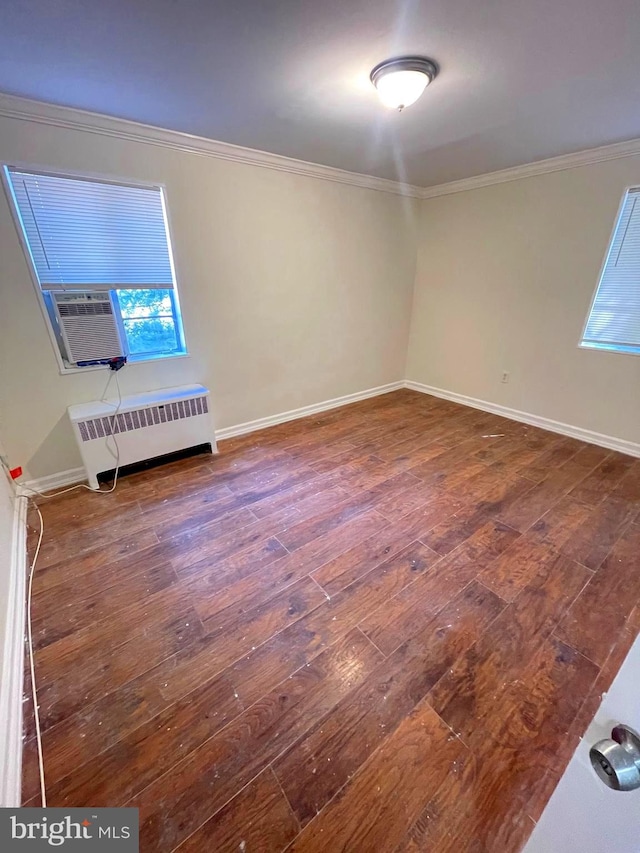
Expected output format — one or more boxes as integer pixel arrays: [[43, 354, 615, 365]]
[[77, 395, 209, 442]]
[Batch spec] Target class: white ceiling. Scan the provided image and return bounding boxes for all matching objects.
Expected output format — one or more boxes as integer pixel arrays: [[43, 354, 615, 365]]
[[1, 0, 640, 187]]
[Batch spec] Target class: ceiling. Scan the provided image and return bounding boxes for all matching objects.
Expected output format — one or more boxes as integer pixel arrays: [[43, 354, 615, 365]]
[[1, 0, 640, 187]]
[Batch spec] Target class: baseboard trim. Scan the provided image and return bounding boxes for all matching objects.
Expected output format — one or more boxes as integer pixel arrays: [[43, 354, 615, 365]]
[[18, 384, 403, 488], [21, 468, 87, 495], [215, 381, 405, 441], [0, 494, 27, 806], [404, 381, 640, 458], [23, 379, 637, 486]]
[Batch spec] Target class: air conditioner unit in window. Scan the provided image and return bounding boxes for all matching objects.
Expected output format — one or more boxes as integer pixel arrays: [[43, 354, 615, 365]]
[[52, 291, 125, 365]]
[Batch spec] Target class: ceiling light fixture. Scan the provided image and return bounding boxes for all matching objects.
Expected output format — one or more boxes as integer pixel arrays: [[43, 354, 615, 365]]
[[370, 56, 438, 112]]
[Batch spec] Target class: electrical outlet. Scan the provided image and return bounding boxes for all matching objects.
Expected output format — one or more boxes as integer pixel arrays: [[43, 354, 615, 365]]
[[501, 372, 509, 384]]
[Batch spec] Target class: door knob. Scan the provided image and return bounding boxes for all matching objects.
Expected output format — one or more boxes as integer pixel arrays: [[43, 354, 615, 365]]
[[590, 725, 640, 791]]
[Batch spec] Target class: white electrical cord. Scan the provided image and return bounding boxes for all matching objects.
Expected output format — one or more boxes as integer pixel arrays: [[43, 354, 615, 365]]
[[26, 500, 46, 807], [19, 369, 123, 500], [18, 368, 125, 807]]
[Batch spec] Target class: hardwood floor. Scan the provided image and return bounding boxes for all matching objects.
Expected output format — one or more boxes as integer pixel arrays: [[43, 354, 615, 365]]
[[22, 389, 640, 852]]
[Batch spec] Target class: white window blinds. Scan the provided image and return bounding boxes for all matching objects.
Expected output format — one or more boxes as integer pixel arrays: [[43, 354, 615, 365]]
[[5, 168, 174, 290], [582, 188, 640, 354]]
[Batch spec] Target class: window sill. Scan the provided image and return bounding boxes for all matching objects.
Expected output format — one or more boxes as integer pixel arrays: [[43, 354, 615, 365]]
[[57, 351, 190, 375], [579, 342, 640, 357]]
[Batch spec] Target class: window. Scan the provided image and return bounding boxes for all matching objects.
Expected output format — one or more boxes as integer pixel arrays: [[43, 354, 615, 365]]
[[581, 188, 640, 356], [3, 167, 187, 368]]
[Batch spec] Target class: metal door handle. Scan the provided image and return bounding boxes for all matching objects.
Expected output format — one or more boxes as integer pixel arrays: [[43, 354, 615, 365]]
[[590, 725, 640, 791]]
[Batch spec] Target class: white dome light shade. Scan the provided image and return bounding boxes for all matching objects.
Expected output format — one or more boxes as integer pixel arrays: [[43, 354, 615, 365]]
[[374, 69, 429, 109], [370, 57, 438, 111]]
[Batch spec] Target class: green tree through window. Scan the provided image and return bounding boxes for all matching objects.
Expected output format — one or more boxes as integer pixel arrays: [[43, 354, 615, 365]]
[[116, 289, 183, 357]]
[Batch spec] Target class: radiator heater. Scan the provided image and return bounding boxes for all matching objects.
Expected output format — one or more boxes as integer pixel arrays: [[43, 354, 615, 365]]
[[68, 384, 215, 489]]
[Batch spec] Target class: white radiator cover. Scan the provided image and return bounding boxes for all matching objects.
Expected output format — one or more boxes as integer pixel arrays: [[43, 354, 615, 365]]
[[68, 383, 216, 489]]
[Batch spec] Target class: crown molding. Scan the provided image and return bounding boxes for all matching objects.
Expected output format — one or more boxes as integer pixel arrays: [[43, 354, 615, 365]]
[[0, 92, 423, 198], [419, 137, 640, 199], [3, 92, 638, 202]]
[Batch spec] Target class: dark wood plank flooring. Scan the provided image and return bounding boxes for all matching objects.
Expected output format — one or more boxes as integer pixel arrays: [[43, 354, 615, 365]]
[[22, 389, 640, 852]]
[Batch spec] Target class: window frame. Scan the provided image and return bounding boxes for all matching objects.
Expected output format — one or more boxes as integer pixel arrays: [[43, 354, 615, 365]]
[[578, 185, 640, 359], [1, 162, 190, 374]]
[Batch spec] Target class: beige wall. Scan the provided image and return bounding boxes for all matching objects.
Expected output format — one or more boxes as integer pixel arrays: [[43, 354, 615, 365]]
[[2, 108, 639, 482], [407, 158, 640, 445], [0, 115, 418, 480]]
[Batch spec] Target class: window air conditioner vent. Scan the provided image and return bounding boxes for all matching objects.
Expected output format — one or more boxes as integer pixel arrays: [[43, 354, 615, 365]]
[[56, 301, 113, 317], [52, 291, 125, 364]]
